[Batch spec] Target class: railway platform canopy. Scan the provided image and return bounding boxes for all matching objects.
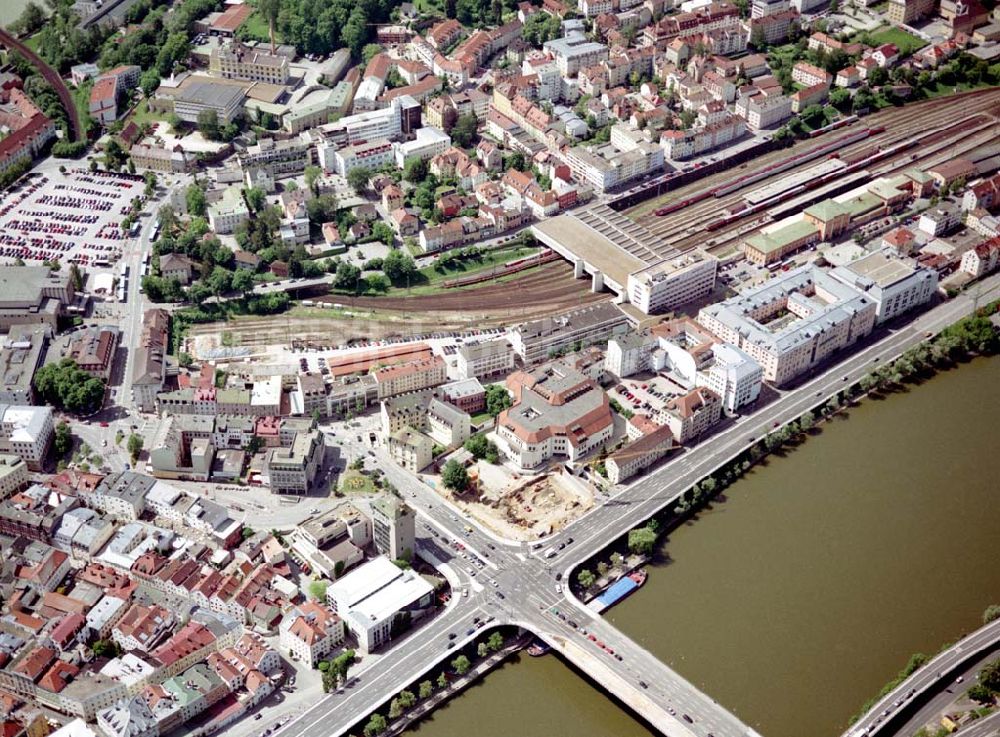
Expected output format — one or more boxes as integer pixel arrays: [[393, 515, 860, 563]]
[[532, 209, 650, 295], [744, 158, 846, 206]]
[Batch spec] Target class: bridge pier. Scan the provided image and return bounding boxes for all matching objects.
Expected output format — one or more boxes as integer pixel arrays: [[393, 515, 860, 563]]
[[591, 270, 604, 292], [574, 259, 585, 279]]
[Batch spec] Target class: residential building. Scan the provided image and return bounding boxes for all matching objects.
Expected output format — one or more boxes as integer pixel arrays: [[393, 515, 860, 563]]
[[386, 428, 434, 472], [698, 343, 763, 412], [543, 32, 609, 76], [238, 136, 310, 177], [129, 143, 197, 173], [112, 604, 175, 654], [373, 356, 447, 399], [371, 496, 416, 561], [132, 310, 169, 413], [960, 237, 1000, 278], [328, 139, 395, 177], [326, 556, 435, 652], [207, 186, 250, 235], [606, 424, 674, 484], [698, 265, 877, 385], [89, 77, 118, 125], [0, 454, 29, 501], [662, 387, 722, 443], [735, 87, 792, 130], [497, 359, 614, 469], [791, 61, 832, 87], [278, 602, 345, 668]]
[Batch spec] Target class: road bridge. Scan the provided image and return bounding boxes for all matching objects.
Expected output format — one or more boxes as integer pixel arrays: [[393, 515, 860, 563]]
[[281, 271, 1000, 737], [844, 618, 1000, 737]]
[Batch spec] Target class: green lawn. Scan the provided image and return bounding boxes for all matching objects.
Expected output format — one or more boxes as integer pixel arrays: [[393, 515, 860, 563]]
[[127, 99, 171, 129], [239, 11, 281, 44], [338, 469, 377, 495], [868, 27, 927, 56]]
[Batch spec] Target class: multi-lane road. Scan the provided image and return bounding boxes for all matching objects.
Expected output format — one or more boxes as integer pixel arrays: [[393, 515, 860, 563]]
[[279, 269, 1000, 737]]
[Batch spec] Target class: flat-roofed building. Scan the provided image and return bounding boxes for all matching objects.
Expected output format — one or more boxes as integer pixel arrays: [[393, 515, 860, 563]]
[[172, 82, 246, 125], [371, 496, 416, 561], [627, 251, 717, 314], [829, 250, 938, 324], [0, 454, 29, 501], [0, 404, 54, 470], [440, 377, 486, 415], [698, 265, 877, 386], [265, 430, 324, 495], [0, 266, 75, 332], [496, 359, 613, 469], [698, 343, 763, 412], [0, 325, 49, 404], [509, 302, 628, 365], [456, 340, 515, 379], [238, 136, 310, 177], [326, 556, 435, 652], [207, 186, 250, 235]]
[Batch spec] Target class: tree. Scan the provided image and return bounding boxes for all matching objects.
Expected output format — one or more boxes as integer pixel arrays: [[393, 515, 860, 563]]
[[305, 165, 322, 195], [231, 268, 255, 296], [800, 104, 826, 129], [442, 460, 469, 491], [362, 714, 387, 737], [487, 632, 504, 652], [364, 273, 391, 293], [104, 138, 127, 172], [34, 360, 105, 414], [627, 526, 657, 555], [347, 167, 371, 193], [485, 384, 512, 417], [197, 109, 221, 140], [245, 186, 266, 212], [403, 156, 428, 183], [127, 434, 144, 463], [967, 683, 994, 705], [597, 561, 609, 577], [382, 249, 417, 284], [853, 86, 876, 113], [419, 680, 433, 699], [451, 113, 479, 148], [437, 672, 448, 689], [981, 659, 1000, 692], [610, 551, 624, 568], [53, 421, 72, 458], [372, 221, 395, 246], [186, 184, 207, 217], [477, 642, 488, 658], [388, 699, 403, 719], [799, 410, 816, 431], [578, 569, 596, 589], [505, 151, 526, 172], [451, 655, 471, 675], [91, 639, 120, 658], [984, 605, 1000, 624]]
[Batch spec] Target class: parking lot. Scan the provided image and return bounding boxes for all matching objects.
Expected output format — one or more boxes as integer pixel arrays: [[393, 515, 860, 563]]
[[614, 374, 689, 417], [0, 167, 144, 267]]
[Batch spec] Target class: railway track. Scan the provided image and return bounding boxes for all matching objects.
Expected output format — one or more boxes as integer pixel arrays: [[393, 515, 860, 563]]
[[633, 89, 1000, 258], [633, 88, 1000, 244]]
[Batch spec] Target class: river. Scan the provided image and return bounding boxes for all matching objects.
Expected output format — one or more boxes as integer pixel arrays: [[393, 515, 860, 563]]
[[0, 0, 33, 28], [408, 356, 1000, 737]]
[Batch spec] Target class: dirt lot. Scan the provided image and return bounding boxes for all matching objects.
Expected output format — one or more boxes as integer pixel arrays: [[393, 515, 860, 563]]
[[446, 466, 596, 541]]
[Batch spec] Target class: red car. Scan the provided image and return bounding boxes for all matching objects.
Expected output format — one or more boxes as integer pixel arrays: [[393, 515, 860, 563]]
[[99, 422, 109, 428]]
